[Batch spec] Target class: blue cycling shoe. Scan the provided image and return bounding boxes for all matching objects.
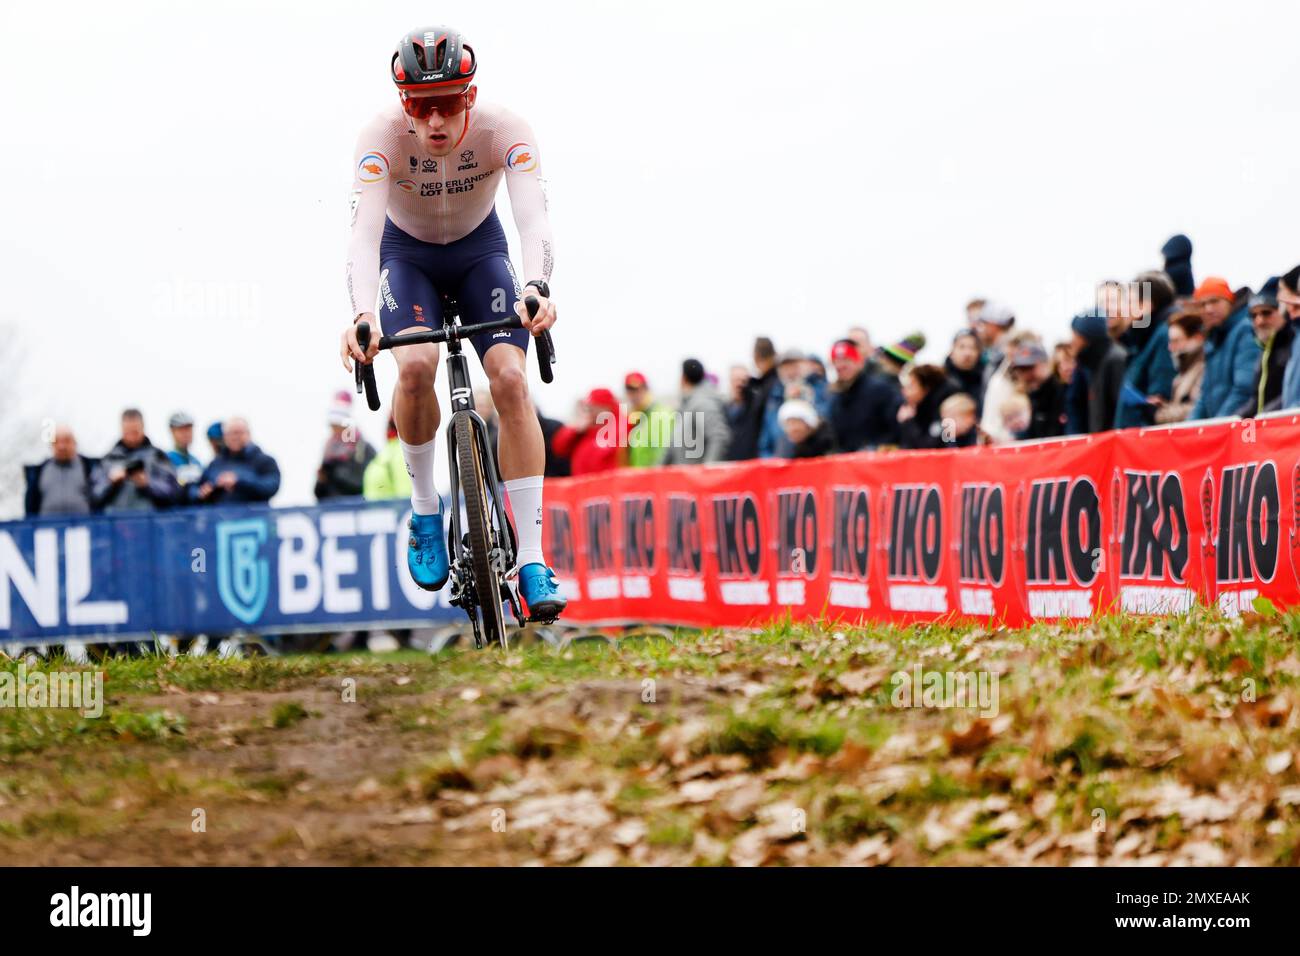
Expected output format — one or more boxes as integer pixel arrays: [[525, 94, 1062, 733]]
[[407, 513, 450, 591], [517, 563, 567, 621]]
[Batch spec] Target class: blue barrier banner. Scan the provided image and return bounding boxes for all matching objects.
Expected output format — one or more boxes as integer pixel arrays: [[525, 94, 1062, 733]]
[[0, 500, 460, 642]]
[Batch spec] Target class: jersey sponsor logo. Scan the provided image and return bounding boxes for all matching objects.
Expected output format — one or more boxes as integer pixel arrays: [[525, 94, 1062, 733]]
[[395, 179, 417, 193], [421, 158, 438, 172], [358, 151, 389, 183], [460, 149, 475, 163], [348, 189, 362, 226], [412, 303, 427, 324], [505, 142, 537, 173], [409, 156, 419, 171], [378, 269, 399, 313]]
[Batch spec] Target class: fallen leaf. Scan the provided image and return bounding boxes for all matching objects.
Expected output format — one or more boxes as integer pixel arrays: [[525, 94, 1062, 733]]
[[835, 668, 885, 696], [827, 742, 873, 773], [945, 719, 994, 756]]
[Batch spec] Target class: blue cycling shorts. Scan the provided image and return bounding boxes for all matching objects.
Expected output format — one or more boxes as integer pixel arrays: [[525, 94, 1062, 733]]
[[376, 209, 530, 360]]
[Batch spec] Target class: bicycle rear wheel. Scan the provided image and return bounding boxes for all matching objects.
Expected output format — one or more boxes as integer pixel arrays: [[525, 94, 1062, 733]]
[[454, 414, 508, 649]]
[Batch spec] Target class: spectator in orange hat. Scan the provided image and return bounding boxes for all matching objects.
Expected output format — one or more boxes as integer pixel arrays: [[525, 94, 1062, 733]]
[[1190, 276, 1261, 419], [552, 388, 625, 475]]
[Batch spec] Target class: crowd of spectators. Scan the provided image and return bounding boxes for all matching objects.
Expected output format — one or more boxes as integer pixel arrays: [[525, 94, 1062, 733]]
[[23, 238, 1300, 513], [24, 408, 283, 517], [538, 236, 1300, 474]]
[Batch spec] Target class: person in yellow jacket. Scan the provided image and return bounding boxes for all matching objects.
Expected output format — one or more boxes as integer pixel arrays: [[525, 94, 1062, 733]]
[[363, 415, 415, 500], [623, 371, 676, 468]]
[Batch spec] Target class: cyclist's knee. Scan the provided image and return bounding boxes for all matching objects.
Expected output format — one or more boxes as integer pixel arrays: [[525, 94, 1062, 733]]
[[395, 345, 439, 394], [489, 362, 529, 411]]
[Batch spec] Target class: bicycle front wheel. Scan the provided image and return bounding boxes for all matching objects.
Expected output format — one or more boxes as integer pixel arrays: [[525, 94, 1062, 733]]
[[454, 414, 508, 650]]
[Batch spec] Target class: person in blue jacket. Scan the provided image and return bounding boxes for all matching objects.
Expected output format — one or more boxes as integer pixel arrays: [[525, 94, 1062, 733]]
[[1190, 277, 1261, 420], [759, 350, 831, 457], [1114, 270, 1178, 429], [191, 417, 281, 504]]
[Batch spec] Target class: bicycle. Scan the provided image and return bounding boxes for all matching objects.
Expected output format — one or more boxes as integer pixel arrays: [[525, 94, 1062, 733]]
[[353, 296, 556, 650]]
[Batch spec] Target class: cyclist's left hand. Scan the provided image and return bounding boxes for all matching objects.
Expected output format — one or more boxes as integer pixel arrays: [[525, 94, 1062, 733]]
[[517, 289, 557, 335]]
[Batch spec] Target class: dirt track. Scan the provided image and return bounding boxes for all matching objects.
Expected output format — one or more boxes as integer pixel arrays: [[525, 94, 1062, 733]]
[[3, 616, 1300, 866]]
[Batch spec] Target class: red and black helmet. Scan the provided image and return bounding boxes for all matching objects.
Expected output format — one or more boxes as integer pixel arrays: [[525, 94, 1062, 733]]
[[391, 26, 476, 92]]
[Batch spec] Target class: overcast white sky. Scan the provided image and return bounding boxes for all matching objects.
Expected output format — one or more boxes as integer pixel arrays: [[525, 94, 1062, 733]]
[[1, 0, 1296, 515]]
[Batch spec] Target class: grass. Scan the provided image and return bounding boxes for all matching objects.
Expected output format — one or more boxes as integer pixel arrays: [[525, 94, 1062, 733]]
[[0, 608, 1298, 864]]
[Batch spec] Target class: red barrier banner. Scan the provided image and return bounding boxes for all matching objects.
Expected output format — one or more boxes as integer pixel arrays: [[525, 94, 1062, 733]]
[[541, 415, 1300, 627]]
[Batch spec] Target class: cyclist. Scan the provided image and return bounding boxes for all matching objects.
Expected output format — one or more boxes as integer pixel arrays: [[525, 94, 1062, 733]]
[[341, 26, 566, 620]]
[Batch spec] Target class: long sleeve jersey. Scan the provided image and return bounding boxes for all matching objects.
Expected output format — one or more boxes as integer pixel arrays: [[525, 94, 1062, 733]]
[[346, 101, 553, 317]]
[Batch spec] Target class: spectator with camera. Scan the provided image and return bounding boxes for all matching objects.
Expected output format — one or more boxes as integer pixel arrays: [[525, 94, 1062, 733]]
[[759, 350, 830, 458], [92, 409, 181, 513], [726, 337, 780, 461]]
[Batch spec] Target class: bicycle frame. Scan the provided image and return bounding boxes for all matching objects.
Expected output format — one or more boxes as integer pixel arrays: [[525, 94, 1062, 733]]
[[441, 329, 523, 634]]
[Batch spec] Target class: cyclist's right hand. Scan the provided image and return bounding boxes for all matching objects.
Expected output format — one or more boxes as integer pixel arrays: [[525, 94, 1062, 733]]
[[341, 313, 380, 372]]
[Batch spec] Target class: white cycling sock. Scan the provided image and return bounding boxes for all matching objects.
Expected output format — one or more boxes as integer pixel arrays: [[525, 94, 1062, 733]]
[[400, 438, 442, 516], [505, 475, 545, 568]]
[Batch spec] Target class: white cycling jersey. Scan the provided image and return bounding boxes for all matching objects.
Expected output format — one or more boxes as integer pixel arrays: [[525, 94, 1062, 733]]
[[346, 101, 553, 318]]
